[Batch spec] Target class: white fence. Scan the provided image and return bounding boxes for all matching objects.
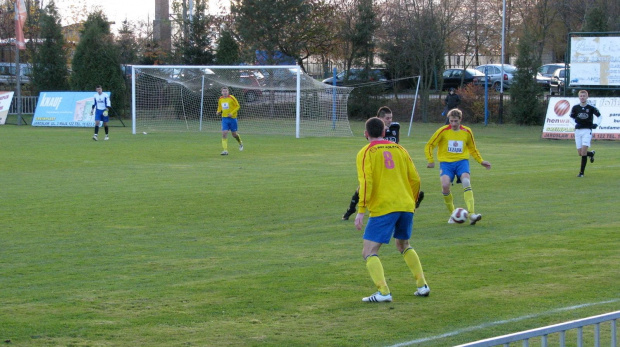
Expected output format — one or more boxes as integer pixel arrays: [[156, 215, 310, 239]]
[[456, 311, 619, 347], [9, 95, 37, 114]]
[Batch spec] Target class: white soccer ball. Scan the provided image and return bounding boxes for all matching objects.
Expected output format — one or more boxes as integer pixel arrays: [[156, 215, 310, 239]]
[[450, 208, 469, 224]]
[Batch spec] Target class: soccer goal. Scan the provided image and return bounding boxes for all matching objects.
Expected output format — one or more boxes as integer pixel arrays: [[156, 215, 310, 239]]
[[130, 65, 354, 137]]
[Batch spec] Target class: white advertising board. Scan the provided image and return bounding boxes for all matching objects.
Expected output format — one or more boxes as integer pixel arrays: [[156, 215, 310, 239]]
[[570, 36, 620, 86], [0, 91, 14, 125], [542, 97, 620, 140]]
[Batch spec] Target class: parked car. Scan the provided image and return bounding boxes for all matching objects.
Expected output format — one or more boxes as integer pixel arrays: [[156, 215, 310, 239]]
[[237, 71, 264, 102], [260, 68, 300, 88], [474, 64, 517, 91], [0, 62, 31, 85], [322, 68, 392, 89], [440, 68, 489, 90], [537, 63, 566, 89], [549, 68, 568, 95]]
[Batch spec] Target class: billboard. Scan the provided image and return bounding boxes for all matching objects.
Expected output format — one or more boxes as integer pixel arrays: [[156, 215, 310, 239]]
[[32, 91, 110, 127], [569, 35, 620, 87], [542, 97, 620, 140], [0, 91, 14, 125]]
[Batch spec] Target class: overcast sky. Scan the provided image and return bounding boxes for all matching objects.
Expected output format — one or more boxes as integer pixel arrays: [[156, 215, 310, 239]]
[[53, 0, 229, 32]]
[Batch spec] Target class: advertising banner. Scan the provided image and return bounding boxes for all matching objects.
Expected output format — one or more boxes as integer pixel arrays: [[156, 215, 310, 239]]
[[32, 91, 111, 127], [542, 97, 620, 140], [0, 91, 14, 125], [569, 36, 620, 87]]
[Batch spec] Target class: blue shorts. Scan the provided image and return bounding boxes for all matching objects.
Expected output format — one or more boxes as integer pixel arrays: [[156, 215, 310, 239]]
[[440, 160, 470, 182], [94, 109, 109, 123], [222, 117, 238, 132], [363, 212, 414, 244]]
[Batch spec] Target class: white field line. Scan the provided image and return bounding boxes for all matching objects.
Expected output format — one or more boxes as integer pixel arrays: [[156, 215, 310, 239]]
[[387, 298, 620, 347]]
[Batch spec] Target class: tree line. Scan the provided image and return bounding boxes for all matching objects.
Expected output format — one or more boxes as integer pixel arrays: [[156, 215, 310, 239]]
[[0, 0, 617, 123]]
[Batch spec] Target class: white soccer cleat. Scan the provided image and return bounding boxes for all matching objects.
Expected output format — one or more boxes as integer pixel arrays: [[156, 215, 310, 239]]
[[448, 217, 456, 224], [92, 134, 98, 141], [469, 213, 482, 225], [362, 291, 392, 303], [221, 150, 229, 156], [239, 144, 244, 151], [414, 284, 430, 297], [104, 136, 109, 141]]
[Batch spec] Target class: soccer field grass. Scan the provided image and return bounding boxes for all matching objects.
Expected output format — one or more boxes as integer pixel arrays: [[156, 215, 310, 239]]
[[1, 122, 618, 346]]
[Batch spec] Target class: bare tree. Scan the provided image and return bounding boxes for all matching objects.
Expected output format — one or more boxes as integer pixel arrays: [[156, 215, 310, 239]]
[[379, 0, 458, 121]]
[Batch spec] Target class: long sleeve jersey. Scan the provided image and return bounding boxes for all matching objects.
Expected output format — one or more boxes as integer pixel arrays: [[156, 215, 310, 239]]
[[424, 125, 484, 164], [92, 92, 111, 111], [217, 95, 240, 118], [356, 140, 421, 217]]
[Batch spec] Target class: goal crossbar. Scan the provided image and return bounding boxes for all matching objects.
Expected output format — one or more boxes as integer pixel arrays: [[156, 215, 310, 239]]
[[130, 65, 353, 138]]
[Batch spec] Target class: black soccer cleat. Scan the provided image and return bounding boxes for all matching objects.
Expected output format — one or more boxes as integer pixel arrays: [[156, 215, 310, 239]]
[[416, 191, 425, 209], [577, 173, 584, 177], [590, 150, 595, 163], [342, 208, 356, 220]]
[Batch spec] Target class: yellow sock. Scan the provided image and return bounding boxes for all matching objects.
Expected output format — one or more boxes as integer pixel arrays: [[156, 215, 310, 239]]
[[234, 135, 242, 144], [402, 247, 427, 288], [463, 186, 474, 214], [366, 255, 389, 295], [443, 193, 455, 213], [222, 138, 228, 150]]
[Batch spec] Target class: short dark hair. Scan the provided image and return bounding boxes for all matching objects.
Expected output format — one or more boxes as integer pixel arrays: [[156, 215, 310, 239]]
[[366, 117, 385, 138], [96, 85, 102, 89], [376, 106, 392, 118]]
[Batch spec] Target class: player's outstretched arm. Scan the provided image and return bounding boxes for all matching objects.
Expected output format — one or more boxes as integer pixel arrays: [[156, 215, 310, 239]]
[[481, 161, 491, 170]]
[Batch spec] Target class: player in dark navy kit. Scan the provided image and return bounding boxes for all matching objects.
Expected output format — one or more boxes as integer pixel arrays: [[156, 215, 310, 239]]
[[342, 106, 424, 220], [443, 88, 461, 124], [570, 90, 601, 177], [380, 106, 400, 143]]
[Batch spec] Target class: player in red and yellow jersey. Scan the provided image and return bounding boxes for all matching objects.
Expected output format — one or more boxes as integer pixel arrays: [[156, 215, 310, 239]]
[[342, 106, 424, 220], [216, 87, 243, 155], [424, 109, 491, 225], [354, 117, 428, 303]]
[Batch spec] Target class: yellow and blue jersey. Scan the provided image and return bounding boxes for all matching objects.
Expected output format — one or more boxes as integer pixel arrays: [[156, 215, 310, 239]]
[[424, 125, 484, 164], [217, 95, 240, 118], [356, 140, 420, 217]]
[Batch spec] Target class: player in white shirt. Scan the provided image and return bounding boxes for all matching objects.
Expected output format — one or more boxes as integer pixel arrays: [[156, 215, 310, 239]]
[[91, 85, 111, 141]]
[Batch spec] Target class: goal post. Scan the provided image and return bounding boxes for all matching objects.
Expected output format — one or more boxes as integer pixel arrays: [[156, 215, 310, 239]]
[[130, 65, 354, 138]]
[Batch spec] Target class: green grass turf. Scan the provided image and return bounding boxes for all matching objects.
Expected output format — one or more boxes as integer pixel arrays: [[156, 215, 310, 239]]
[[1, 122, 618, 346]]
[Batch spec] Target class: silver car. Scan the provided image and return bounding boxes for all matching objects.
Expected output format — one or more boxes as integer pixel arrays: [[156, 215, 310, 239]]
[[474, 64, 517, 91]]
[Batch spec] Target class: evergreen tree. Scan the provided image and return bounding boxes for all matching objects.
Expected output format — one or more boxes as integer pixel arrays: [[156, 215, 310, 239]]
[[344, 0, 378, 71], [173, 0, 214, 65], [117, 20, 139, 65], [215, 30, 239, 65], [583, 6, 608, 32], [71, 11, 127, 115], [31, 1, 69, 92], [510, 33, 544, 125]]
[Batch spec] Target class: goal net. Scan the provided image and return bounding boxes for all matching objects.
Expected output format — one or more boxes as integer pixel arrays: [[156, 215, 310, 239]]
[[131, 65, 354, 137]]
